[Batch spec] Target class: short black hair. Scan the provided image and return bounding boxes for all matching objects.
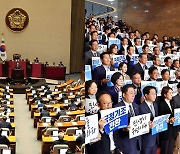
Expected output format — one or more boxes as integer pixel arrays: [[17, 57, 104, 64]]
[[134, 37, 140, 42], [130, 72, 141, 79], [139, 53, 147, 58], [161, 86, 173, 99], [148, 66, 158, 75], [90, 31, 98, 36], [161, 69, 170, 76], [111, 72, 123, 85], [127, 45, 134, 51], [142, 45, 149, 50], [118, 62, 127, 69], [85, 80, 97, 97], [173, 59, 179, 65], [96, 91, 111, 104], [100, 52, 109, 60], [122, 84, 135, 94], [164, 57, 171, 63], [89, 39, 98, 46], [2, 116, 7, 121], [143, 86, 157, 96]]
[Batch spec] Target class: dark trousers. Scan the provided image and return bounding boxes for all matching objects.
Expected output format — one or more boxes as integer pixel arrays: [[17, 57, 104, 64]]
[[141, 145, 157, 154], [160, 139, 175, 154], [123, 152, 140, 154]]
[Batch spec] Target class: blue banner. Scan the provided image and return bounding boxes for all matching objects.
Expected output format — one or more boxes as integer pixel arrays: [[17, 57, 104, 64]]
[[100, 106, 128, 134], [152, 114, 170, 135], [113, 55, 126, 68], [106, 71, 117, 87], [174, 108, 180, 126], [92, 57, 102, 70], [85, 65, 92, 81], [108, 38, 121, 49]]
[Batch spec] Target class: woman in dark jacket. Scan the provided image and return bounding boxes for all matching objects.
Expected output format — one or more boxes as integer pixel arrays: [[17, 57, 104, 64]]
[[158, 86, 177, 154]]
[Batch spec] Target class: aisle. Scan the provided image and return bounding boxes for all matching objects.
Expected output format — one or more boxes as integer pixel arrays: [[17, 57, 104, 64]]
[[14, 94, 41, 154]]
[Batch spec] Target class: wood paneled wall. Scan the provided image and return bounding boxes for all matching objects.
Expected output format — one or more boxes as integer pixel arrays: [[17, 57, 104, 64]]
[[118, 0, 180, 39], [70, 0, 85, 73]]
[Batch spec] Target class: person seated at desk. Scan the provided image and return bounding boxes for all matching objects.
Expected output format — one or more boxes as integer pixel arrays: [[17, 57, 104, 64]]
[[40, 106, 49, 118], [68, 99, 77, 111], [14, 62, 22, 70], [50, 132, 68, 150], [43, 118, 57, 135], [0, 128, 10, 145], [56, 106, 66, 118], [0, 116, 12, 130], [44, 87, 52, 97], [33, 92, 43, 104], [37, 100, 44, 108]]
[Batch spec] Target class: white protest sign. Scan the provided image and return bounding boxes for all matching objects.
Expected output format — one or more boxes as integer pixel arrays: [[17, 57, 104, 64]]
[[85, 99, 99, 115], [169, 83, 178, 96], [132, 54, 139, 65], [85, 114, 99, 144], [108, 38, 121, 49], [113, 55, 126, 68], [97, 44, 107, 54], [101, 106, 128, 134], [129, 113, 150, 139], [156, 81, 168, 96]]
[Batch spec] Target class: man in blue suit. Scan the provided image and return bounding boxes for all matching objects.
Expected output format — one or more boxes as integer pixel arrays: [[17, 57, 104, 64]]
[[114, 84, 141, 154], [133, 53, 148, 80], [139, 86, 159, 154], [93, 52, 115, 92]]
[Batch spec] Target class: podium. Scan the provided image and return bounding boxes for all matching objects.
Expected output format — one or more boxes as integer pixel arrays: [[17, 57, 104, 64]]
[[45, 66, 66, 80], [11, 69, 24, 81], [8, 61, 26, 78]]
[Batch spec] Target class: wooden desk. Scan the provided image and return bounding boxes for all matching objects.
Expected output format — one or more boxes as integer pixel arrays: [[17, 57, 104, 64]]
[[37, 121, 85, 140], [8, 136, 16, 154], [31, 104, 65, 118], [55, 80, 74, 89], [41, 135, 76, 154], [33, 110, 85, 128]]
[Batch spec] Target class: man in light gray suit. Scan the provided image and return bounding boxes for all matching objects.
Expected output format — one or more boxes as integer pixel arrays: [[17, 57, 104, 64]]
[[85, 39, 100, 66]]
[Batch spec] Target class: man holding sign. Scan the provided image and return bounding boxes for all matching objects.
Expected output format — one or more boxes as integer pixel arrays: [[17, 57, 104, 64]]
[[139, 86, 159, 154], [87, 91, 122, 154], [114, 84, 142, 154]]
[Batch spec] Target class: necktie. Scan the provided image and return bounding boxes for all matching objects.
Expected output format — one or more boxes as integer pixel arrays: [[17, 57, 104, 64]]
[[150, 104, 155, 117], [129, 104, 135, 117], [93, 53, 97, 57]]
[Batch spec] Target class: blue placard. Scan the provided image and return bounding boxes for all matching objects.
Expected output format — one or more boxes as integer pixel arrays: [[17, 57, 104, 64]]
[[174, 109, 180, 126], [85, 65, 92, 81], [101, 106, 128, 134], [132, 54, 139, 65], [92, 57, 102, 70], [106, 71, 116, 87], [108, 38, 121, 50], [141, 81, 157, 97], [113, 55, 126, 68], [152, 114, 170, 135]]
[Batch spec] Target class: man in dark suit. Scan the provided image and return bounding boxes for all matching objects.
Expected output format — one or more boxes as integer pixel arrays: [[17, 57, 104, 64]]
[[133, 53, 148, 80], [85, 40, 100, 66], [86, 91, 122, 154], [51, 132, 67, 150], [139, 86, 159, 154], [147, 66, 159, 81], [114, 84, 141, 154], [134, 37, 141, 54], [131, 72, 143, 105], [0, 128, 9, 145], [173, 82, 180, 108], [0, 116, 12, 130], [40, 106, 50, 118], [93, 52, 115, 92], [118, 37, 129, 55]]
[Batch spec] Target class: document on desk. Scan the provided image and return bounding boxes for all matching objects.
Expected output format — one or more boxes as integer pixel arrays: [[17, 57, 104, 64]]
[[72, 122, 77, 126], [52, 137, 59, 141], [56, 123, 63, 126], [43, 123, 49, 127]]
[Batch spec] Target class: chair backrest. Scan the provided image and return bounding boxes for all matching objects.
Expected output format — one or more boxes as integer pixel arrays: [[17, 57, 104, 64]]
[[13, 54, 21, 61], [53, 144, 69, 154], [58, 116, 71, 122], [0, 144, 8, 150], [65, 127, 78, 136], [75, 114, 85, 122], [41, 117, 51, 123], [45, 127, 59, 136]]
